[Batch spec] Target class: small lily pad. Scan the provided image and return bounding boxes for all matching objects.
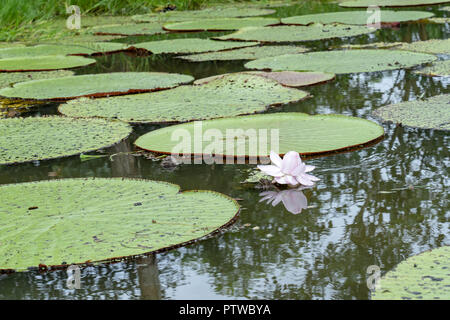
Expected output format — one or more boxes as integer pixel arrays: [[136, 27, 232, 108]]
[[372, 246, 450, 300], [91, 23, 166, 36], [0, 178, 239, 271], [372, 94, 450, 130], [0, 116, 132, 165], [414, 60, 450, 76], [134, 112, 384, 158], [177, 45, 309, 62], [339, 42, 403, 49], [0, 70, 74, 89], [397, 39, 450, 54], [132, 38, 257, 54], [282, 10, 434, 25], [163, 17, 280, 31], [0, 72, 194, 100], [58, 73, 309, 123], [340, 0, 450, 7], [245, 49, 437, 74], [428, 17, 450, 23], [214, 24, 375, 43], [0, 55, 96, 72]]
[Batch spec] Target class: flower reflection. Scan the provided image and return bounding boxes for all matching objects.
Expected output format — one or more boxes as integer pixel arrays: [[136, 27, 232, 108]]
[[259, 187, 308, 215]]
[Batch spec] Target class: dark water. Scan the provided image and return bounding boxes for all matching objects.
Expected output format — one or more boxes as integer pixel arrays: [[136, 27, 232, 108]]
[[0, 1, 449, 299]]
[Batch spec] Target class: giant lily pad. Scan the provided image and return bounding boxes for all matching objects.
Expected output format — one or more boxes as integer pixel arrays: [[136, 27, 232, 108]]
[[214, 25, 375, 43], [134, 113, 384, 158], [372, 246, 450, 300], [0, 43, 128, 59], [132, 38, 257, 55], [281, 10, 434, 25], [91, 23, 166, 36], [132, 7, 276, 23], [0, 116, 132, 165], [245, 50, 437, 74], [0, 55, 95, 72], [414, 60, 450, 76], [372, 94, 450, 130], [163, 17, 280, 31], [0, 178, 239, 272], [0, 72, 194, 100], [0, 70, 74, 89], [340, 0, 450, 7], [177, 45, 309, 62], [397, 39, 450, 54], [58, 73, 309, 123]]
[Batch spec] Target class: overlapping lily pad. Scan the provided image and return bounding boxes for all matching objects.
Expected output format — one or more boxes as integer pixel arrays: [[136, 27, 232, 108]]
[[177, 45, 309, 62], [214, 24, 375, 43], [0, 178, 239, 271], [372, 246, 450, 300], [134, 112, 385, 157], [0, 70, 74, 89], [281, 10, 434, 25], [0, 55, 96, 72], [397, 39, 450, 54], [428, 17, 450, 23], [414, 60, 450, 76], [245, 49, 437, 74], [0, 116, 132, 165], [0, 72, 194, 100], [58, 73, 309, 123], [193, 71, 335, 87], [372, 94, 450, 130], [340, 0, 450, 7], [132, 38, 257, 54], [163, 17, 280, 31], [91, 23, 166, 36]]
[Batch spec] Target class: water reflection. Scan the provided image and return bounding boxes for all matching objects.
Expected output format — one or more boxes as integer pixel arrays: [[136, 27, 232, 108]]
[[259, 187, 309, 215]]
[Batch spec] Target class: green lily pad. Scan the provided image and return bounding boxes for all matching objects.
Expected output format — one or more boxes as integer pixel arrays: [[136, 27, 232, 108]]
[[0, 43, 128, 59], [0, 42, 25, 49], [163, 17, 280, 31], [0, 116, 132, 165], [282, 10, 434, 25], [414, 60, 450, 76], [397, 39, 450, 54], [132, 38, 257, 54], [372, 246, 450, 300], [0, 70, 74, 89], [428, 17, 450, 23], [339, 42, 403, 49], [214, 24, 375, 43], [132, 7, 276, 23], [340, 0, 450, 7], [0, 72, 194, 101], [91, 23, 166, 36], [0, 55, 96, 72], [0, 178, 239, 272], [58, 73, 309, 123], [245, 49, 437, 74], [193, 71, 335, 87], [134, 112, 384, 157], [372, 94, 450, 130], [177, 45, 309, 62]]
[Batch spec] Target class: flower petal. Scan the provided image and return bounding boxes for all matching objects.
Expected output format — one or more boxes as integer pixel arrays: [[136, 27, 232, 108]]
[[281, 151, 301, 175], [274, 176, 289, 185], [304, 173, 320, 182], [286, 175, 299, 186], [305, 165, 315, 172], [296, 174, 315, 186], [257, 165, 283, 177], [270, 150, 283, 168]]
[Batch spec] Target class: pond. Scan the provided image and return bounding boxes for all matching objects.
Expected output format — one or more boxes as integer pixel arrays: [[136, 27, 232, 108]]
[[0, 1, 449, 299]]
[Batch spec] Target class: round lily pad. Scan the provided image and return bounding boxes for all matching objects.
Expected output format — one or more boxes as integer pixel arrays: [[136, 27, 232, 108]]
[[0, 72, 194, 101], [340, 0, 450, 7], [134, 112, 385, 158], [0, 116, 132, 165], [214, 25, 375, 43], [177, 45, 309, 62], [58, 73, 309, 123], [132, 38, 257, 55], [0, 70, 74, 89], [0, 178, 239, 272], [372, 94, 450, 130], [372, 246, 450, 300], [245, 49, 437, 74], [414, 60, 450, 76], [0, 55, 96, 72], [281, 10, 434, 25], [397, 39, 450, 54], [91, 23, 166, 36], [163, 17, 280, 31], [193, 71, 335, 87]]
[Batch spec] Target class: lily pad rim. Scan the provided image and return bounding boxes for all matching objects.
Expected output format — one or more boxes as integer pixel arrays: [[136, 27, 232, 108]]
[[0, 177, 240, 273], [162, 18, 282, 32]]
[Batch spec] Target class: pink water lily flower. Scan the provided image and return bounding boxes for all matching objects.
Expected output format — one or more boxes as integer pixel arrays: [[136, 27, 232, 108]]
[[257, 151, 319, 187]]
